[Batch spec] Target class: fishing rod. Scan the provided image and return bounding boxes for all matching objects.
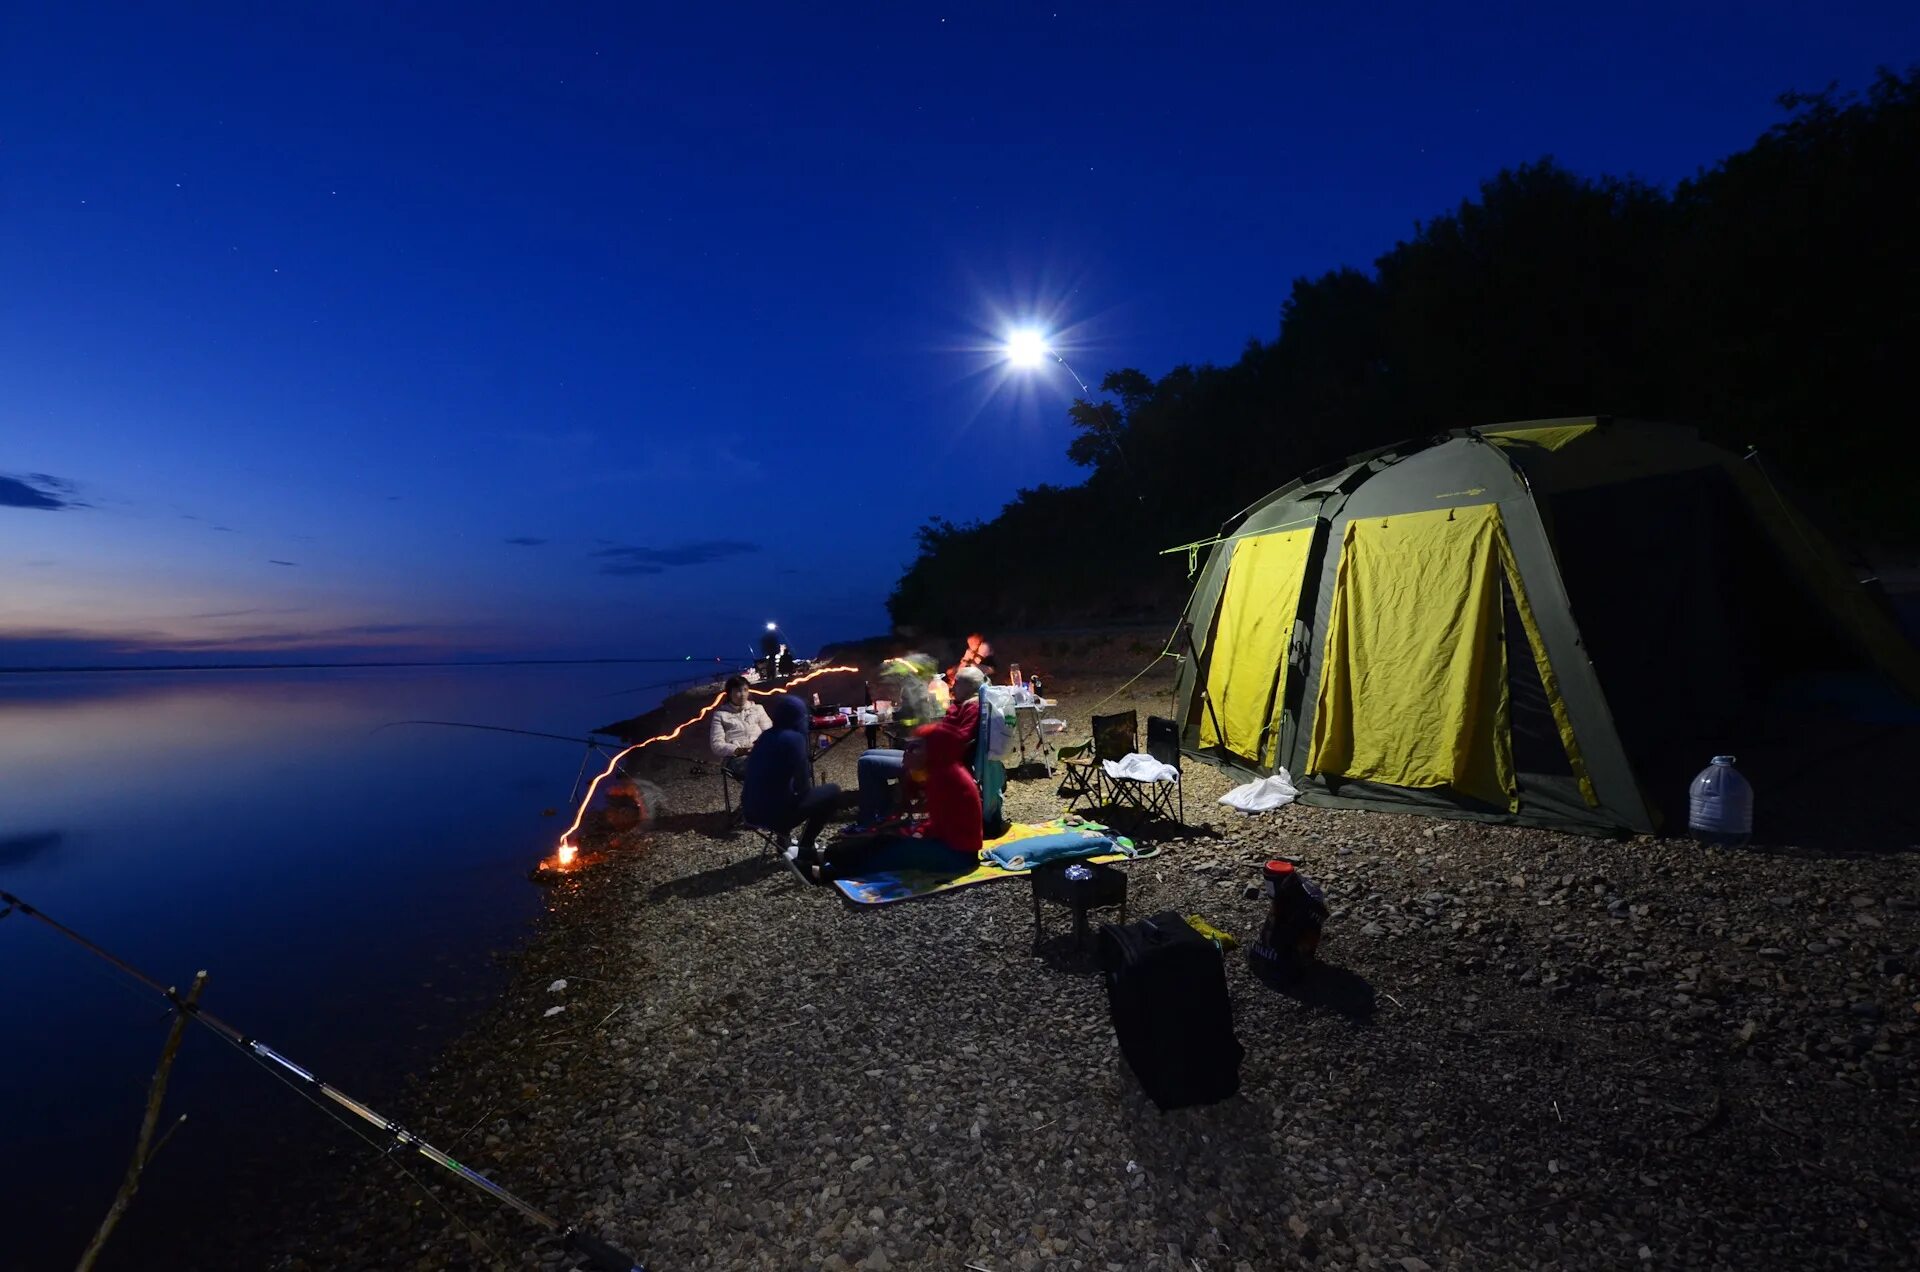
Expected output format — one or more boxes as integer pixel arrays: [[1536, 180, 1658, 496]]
[[373, 721, 624, 806], [372, 719, 730, 817], [0, 890, 648, 1272], [374, 719, 611, 747], [599, 672, 722, 700]]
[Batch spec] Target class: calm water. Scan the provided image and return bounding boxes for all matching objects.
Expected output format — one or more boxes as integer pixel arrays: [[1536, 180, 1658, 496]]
[[0, 664, 665, 1270]]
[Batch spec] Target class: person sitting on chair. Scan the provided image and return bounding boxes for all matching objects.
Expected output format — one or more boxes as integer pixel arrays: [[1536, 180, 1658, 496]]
[[855, 665, 985, 826], [805, 716, 981, 882], [708, 675, 771, 780], [741, 694, 841, 853]]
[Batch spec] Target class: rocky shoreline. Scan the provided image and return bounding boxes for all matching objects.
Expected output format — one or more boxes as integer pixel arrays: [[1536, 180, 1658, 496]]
[[270, 642, 1919, 1271]]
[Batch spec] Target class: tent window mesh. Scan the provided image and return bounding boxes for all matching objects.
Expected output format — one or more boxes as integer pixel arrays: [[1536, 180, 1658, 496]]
[[1503, 577, 1574, 778]]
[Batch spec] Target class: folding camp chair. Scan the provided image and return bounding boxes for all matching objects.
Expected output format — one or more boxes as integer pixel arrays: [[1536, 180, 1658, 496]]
[[1105, 715, 1184, 827], [1083, 714, 1184, 833], [1056, 711, 1137, 816], [741, 820, 790, 860]]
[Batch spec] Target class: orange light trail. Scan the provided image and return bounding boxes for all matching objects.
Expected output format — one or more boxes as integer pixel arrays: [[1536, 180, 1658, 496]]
[[550, 664, 861, 866]]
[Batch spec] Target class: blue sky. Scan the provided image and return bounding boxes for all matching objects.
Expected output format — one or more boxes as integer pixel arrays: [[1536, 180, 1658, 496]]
[[4, 2, 1915, 666]]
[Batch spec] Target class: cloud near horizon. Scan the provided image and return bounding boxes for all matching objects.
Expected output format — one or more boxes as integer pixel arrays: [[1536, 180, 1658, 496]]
[[0, 621, 469, 668], [593, 539, 758, 577], [0, 473, 86, 511], [185, 605, 309, 620]]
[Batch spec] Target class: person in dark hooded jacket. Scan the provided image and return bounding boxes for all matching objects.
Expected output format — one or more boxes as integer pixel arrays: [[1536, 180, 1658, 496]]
[[741, 694, 841, 851]]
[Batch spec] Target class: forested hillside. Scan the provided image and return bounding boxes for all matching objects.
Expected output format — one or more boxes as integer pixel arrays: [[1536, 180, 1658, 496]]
[[888, 69, 1919, 633]]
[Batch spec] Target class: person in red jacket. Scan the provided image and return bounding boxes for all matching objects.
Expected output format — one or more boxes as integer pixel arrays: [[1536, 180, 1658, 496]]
[[803, 718, 981, 882], [914, 714, 983, 858], [853, 665, 984, 827]]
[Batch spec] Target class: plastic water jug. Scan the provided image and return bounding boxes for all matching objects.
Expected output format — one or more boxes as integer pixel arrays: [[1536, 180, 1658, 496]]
[[1688, 755, 1753, 845]]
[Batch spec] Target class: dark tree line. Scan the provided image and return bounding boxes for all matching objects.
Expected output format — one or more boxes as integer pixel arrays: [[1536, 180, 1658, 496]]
[[889, 69, 1920, 634]]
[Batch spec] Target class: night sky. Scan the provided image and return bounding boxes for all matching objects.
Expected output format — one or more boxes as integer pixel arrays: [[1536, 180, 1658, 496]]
[[6, 3, 1915, 667]]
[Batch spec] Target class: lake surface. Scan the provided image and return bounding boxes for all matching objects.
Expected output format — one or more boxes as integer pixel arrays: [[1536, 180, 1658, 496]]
[[0, 664, 674, 1270]]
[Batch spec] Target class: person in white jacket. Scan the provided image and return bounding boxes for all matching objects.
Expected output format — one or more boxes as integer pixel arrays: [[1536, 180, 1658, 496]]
[[709, 675, 772, 779]]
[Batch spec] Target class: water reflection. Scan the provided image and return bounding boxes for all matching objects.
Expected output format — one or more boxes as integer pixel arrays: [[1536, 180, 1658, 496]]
[[0, 829, 63, 867], [0, 665, 639, 1271]]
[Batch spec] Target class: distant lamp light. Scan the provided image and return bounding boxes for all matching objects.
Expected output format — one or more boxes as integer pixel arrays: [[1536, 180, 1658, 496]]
[[1005, 328, 1049, 369], [766, 621, 778, 631]]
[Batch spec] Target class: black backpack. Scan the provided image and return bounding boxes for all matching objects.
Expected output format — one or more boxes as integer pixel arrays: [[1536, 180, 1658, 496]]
[[1097, 911, 1245, 1110]]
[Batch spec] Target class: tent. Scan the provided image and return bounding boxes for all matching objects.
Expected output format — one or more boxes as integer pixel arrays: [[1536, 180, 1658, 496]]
[[1172, 417, 1920, 834]]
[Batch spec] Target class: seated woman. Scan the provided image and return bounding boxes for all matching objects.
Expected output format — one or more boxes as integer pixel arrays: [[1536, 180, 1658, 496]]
[[740, 694, 842, 853], [855, 666, 985, 825], [804, 716, 982, 883], [707, 674, 771, 779]]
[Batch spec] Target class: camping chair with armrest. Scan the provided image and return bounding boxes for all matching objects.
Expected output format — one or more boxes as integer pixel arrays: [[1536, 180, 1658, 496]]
[[1098, 711, 1183, 832], [739, 818, 791, 862], [1111, 714, 1184, 827], [1057, 711, 1137, 817], [721, 753, 794, 864]]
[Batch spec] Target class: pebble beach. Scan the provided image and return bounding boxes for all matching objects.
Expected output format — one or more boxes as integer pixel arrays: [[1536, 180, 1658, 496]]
[[270, 630, 1920, 1272]]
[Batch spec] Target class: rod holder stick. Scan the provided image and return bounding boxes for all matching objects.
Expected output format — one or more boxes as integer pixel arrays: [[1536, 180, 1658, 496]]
[[76, 971, 209, 1272]]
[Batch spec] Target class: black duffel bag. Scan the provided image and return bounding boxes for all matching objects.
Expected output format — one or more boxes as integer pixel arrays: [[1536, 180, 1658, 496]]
[[1096, 911, 1245, 1110]]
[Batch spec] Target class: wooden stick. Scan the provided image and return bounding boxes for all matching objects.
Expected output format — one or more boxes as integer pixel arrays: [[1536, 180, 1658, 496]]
[[143, 1115, 188, 1166], [75, 970, 207, 1272]]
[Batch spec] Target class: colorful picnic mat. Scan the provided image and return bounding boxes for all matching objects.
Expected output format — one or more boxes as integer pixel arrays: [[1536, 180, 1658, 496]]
[[828, 818, 1154, 906]]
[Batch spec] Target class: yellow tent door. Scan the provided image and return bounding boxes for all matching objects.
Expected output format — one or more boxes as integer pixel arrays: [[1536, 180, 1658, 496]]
[[1307, 504, 1520, 807], [1199, 526, 1314, 766]]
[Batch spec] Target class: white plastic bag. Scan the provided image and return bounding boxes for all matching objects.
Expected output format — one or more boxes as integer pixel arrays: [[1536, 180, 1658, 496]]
[[983, 706, 1018, 762], [967, 685, 1016, 762], [1219, 770, 1300, 813]]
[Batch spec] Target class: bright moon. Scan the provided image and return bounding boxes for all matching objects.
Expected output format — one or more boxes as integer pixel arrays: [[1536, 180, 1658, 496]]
[[1004, 328, 1050, 368]]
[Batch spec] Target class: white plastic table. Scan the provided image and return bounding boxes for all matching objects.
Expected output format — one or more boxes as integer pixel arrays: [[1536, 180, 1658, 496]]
[[1013, 703, 1060, 775]]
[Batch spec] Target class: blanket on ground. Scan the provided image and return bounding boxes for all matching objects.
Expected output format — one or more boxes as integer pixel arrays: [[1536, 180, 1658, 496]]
[[828, 818, 1150, 906]]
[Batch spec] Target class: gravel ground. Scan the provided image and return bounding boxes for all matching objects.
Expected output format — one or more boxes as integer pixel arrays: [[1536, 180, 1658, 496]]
[[272, 641, 1920, 1272]]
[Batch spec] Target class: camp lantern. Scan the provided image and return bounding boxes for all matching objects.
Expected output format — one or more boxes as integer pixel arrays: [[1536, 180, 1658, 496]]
[[1173, 417, 1920, 836]]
